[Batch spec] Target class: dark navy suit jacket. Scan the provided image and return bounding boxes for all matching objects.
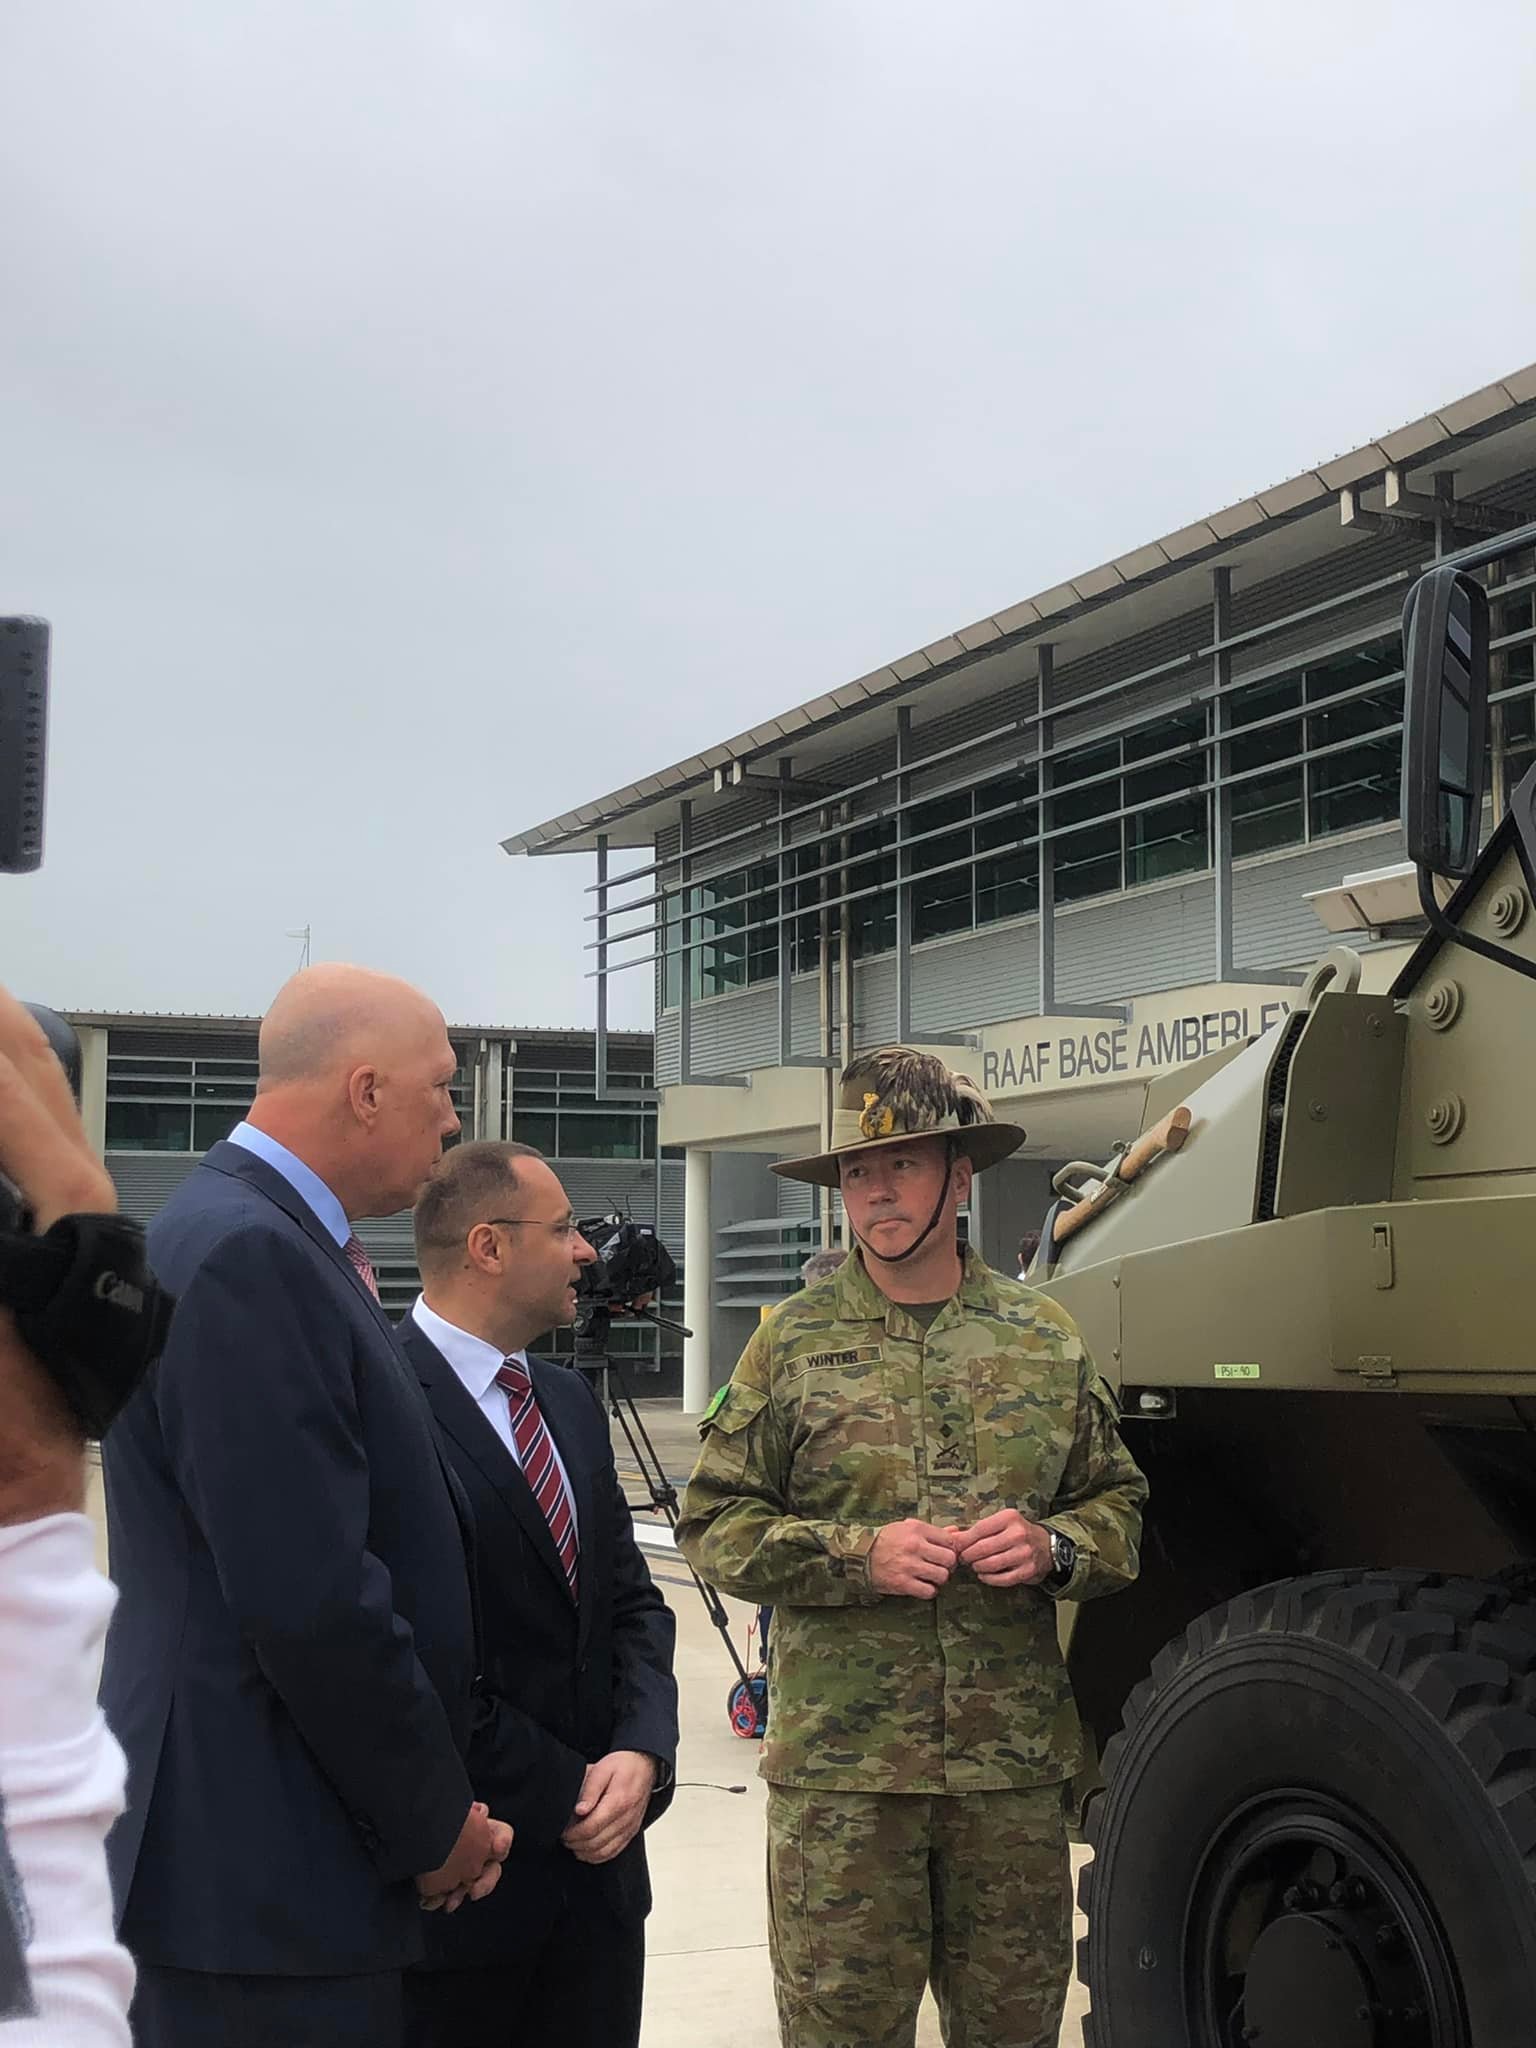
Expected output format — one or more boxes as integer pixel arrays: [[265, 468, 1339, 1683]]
[[100, 1142, 479, 1976], [400, 1320, 678, 1967]]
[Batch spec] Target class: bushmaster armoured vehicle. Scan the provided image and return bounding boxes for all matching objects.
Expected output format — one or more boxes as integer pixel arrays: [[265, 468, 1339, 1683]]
[[1036, 543, 1536, 2046]]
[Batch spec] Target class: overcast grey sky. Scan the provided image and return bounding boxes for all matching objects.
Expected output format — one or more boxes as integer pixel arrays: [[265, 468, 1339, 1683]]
[[4, 1, 1536, 1032]]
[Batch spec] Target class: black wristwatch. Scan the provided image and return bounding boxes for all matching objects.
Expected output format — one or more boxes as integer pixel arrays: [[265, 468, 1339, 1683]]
[[1042, 1528, 1077, 1592]]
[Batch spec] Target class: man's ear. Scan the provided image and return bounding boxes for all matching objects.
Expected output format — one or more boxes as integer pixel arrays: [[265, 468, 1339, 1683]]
[[465, 1222, 502, 1274], [952, 1152, 975, 1204], [347, 1065, 381, 1127]]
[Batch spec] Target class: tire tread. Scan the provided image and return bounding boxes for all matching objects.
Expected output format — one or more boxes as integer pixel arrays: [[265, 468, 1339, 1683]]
[[1081, 1567, 1536, 2037]]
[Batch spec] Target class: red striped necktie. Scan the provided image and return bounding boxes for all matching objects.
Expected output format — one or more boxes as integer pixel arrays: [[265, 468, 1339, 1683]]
[[344, 1235, 380, 1301], [494, 1359, 579, 1599]]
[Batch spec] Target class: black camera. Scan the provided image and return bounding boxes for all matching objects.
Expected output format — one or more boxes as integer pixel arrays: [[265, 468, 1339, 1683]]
[[0, 616, 47, 877], [0, 617, 60, 1233], [572, 1215, 679, 1359], [1, 615, 173, 1436]]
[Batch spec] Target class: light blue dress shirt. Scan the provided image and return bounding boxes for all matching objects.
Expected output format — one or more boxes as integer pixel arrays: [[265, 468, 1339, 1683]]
[[225, 1122, 352, 1249]]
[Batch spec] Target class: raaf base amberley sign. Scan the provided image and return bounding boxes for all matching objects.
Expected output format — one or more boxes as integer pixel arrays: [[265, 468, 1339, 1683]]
[[977, 985, 1297, 1101]]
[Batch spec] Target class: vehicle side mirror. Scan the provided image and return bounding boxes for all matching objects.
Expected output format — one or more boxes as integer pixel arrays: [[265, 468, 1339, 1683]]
[[1401, 566, 1488, 880]]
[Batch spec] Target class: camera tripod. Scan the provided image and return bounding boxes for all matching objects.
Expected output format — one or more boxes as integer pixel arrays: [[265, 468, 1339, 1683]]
[[573, 1305, 758, 1700]]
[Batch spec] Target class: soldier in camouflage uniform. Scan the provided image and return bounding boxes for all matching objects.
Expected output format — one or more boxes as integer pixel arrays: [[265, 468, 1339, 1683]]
[[676, 1048, 1148, 2048]]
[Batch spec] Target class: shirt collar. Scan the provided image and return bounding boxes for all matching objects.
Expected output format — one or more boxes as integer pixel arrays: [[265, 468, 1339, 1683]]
[[833, 1240, 996, 1322], [226, 1121, 351, 1249], [412, 1296, 523, 1401]]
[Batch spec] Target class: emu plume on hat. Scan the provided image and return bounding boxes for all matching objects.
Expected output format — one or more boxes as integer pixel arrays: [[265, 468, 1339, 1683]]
[[772, 1045, 1026, 1188]]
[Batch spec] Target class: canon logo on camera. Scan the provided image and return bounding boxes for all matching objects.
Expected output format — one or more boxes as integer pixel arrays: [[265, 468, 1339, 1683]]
[[92, 1271, 145, 1314]]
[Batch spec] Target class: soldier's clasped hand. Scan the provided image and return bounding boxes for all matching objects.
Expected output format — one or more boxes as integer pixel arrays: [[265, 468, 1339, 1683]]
[[868, 1517, 960, 1598], [945, 1509, 1053, 1588]]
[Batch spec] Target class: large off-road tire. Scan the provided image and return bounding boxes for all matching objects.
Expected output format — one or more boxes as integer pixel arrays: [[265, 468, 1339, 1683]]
[[1080, 1570, 1536, 2047]]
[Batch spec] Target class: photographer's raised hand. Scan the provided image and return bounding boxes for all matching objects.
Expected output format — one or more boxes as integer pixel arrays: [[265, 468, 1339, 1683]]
[[0, 988, 116, 1524], [0, 990, 113, 1231]]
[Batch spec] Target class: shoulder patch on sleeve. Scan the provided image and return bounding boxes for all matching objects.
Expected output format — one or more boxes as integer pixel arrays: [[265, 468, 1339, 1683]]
[[703, 1383, 730, 1424]]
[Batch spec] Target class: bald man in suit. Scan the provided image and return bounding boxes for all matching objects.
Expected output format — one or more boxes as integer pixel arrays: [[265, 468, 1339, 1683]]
[[102, 968, 512, 2048]]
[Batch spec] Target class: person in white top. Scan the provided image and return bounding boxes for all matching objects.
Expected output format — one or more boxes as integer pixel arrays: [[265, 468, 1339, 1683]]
[[0, 987, 135, 2045]]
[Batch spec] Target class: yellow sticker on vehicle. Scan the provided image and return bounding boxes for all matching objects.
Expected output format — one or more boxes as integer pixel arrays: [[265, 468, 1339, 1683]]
[[1214, 1363, 1261, 1381]]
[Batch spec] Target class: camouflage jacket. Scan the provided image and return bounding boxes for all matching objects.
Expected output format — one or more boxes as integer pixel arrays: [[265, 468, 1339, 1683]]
[[675, 1246, 1148, 1794]]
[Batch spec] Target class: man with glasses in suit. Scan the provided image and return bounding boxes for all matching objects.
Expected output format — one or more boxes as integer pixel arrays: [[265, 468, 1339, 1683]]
[[401, 1140, 678, 2048]]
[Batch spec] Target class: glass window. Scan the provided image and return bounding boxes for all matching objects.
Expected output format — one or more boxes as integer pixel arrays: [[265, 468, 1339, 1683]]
[[107, 1074, 192, 1099], [1127, 792, 1208, 884], [560, 1112, 644, 1159], [789, 843, 826, 973], [513, 1110, 558, 1154], [744, 863, 779, 986], [1052, 742, 1119, 829], [1502, 694, 1536, 794], [1305, 642, 1402, 838], [1125, 709, 1208, 884], [106, 1101, 192, 1151], [193, 1103, 244, 1151], [1051, 742, 1122, 903], [846, 821, 896, 959], [975, 772, 1039, 925], [661, 893, 682, 1010], [1054, 819, 1122, 903], [1229, 676, 1304, 857], [909, 794, 973, 942], [1495, 571, 1536, 801], [684, 863, 780, 1000], [696, 874, 745, 997]]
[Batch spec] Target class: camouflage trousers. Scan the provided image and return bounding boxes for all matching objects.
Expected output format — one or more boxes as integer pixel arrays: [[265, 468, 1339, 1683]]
[[764, 1782, 1071, 2048]]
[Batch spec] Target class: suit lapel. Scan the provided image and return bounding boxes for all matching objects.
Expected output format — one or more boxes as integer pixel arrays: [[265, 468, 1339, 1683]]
[[199, 1144, 473, 1534], [405, 1327, 575, 1605], [201, 1142, 396, 1340], [530, 1357, 597, 1640]]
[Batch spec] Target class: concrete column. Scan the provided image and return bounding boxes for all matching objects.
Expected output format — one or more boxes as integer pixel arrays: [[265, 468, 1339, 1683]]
[[77, 1025, 109, 1158], [682, 1147, 713, 1412], [476, 1039, 504, 1141]]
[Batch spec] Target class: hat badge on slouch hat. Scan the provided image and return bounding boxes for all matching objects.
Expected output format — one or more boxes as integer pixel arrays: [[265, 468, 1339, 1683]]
[[772, 1046, 1026, 1189]]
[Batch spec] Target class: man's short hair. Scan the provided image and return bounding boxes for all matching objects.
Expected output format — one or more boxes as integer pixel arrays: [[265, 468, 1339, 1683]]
[[413, 1140, 545, 1275], [800, 1247, 848, 1286], [1017, 1229, 1041, 1269]]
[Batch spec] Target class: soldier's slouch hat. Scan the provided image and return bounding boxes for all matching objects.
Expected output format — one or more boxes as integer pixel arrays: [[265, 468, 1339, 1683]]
[[772, 1045, 1025, 1188]]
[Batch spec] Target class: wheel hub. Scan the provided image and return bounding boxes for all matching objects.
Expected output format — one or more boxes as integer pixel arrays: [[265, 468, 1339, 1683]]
[[1241, 1912, 1376, 2047], [1190, 1796, 1464, 2047]]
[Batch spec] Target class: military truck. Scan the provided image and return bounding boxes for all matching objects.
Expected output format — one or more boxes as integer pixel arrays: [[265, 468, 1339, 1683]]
[[1034, 543, 1536, 2046]]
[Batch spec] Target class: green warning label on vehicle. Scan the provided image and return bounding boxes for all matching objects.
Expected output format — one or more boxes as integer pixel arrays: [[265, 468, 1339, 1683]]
[[1214, 1363, 1262, 1380]]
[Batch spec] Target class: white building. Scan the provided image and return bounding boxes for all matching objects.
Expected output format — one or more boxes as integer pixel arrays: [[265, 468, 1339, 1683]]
[[500, 364, 1536, 1402]]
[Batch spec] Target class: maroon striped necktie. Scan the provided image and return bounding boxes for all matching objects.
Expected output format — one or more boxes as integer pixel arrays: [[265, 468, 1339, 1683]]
[[494, 1359, 579, 1599], [344, 1235, 380, 1301]]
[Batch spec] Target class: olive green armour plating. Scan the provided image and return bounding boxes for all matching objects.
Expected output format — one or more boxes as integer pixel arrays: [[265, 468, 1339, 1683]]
[[676, 1246, 1148, 1794]]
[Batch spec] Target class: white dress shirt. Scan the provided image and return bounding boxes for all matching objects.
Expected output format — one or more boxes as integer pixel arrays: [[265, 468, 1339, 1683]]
[[410, 1298, 579, 1539]]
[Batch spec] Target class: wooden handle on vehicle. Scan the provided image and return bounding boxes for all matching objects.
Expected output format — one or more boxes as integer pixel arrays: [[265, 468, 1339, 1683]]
[[1116, 1104, 1192, 1180], [1052, 1105, 1192, 1247]]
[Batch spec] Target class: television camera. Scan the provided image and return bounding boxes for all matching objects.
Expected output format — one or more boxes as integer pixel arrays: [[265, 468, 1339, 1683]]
[[569, 1211, 761, 1710]]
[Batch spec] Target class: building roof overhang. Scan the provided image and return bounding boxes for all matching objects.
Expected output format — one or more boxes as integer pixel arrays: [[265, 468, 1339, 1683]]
[[501, 365, 1536, 860]]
